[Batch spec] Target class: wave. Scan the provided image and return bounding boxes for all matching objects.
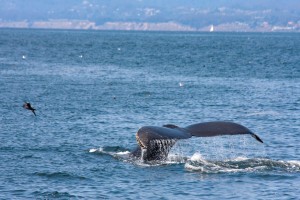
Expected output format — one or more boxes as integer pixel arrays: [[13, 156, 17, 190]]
[[32, 191, 76, 199], [245, 110, 280, 117], [89, 146, 300, 173], [89, 146, 131, 157], [33, 171, 88, 180]]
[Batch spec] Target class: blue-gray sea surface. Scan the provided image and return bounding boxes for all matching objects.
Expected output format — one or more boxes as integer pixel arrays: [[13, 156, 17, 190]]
[[0, 29, 299, 199]]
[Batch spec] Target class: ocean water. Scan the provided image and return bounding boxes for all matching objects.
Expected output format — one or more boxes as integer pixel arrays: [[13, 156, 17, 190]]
[[0, 29, 299, 199]]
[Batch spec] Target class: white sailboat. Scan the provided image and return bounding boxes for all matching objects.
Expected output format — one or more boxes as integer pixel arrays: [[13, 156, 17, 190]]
[[210, 25, 214, 32]]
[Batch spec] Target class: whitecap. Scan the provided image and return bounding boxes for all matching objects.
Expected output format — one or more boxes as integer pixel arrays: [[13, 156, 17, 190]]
[[246, 110, 279, 116]]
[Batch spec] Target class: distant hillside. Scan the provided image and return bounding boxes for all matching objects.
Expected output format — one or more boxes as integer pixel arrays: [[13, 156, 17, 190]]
[[0, 0, 299, 31]]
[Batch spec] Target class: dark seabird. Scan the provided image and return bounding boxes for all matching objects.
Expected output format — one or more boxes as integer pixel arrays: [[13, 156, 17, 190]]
[[23, 102, 36, 116]]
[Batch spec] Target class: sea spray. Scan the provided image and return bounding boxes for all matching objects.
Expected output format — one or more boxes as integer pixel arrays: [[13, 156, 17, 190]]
[[141, 148, 147, 162], [149, 139, 177, 160]]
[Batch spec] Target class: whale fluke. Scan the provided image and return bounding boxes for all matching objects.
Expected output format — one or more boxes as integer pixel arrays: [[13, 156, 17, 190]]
[[135, 126, 191, 160], [133, 121, 263, 161], [185, 121, 263, 143], [250, 133, 264, 143]]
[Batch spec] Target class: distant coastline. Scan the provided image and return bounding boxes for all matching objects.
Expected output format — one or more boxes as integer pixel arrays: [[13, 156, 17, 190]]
[[0, 19, 299, 32]]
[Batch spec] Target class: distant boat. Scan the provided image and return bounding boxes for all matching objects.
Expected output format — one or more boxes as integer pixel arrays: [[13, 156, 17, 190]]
[[210, 25, 214, 32]]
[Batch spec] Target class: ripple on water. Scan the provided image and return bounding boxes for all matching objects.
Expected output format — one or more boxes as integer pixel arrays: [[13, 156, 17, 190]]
[[33, 171, 88, 180], [32, 191, 77, 199]]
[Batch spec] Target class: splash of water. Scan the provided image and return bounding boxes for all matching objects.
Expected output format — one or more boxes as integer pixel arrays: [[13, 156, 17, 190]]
[[185, 152, 300, 173], [141, 148, 147, 162], [149, 139, 177, 160], [88, 144, 300, 174]]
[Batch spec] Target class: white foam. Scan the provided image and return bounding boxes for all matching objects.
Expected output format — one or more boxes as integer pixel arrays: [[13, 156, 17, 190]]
[[190, 152, 205, 162], [246, 110, 279, 116], [89, 148, 97, 153], [185, 163, 204, 171], [287, 160, 300, 166], [89, 147, 103, 153], [166, 154, 186, 163], [218, 168, 245, 173], [230, 156, 249, 162], [116, 151, 130, 155]]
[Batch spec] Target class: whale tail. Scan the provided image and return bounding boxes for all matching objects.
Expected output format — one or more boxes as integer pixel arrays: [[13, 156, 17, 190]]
[[134, 125, 191, 160], [133, 121, 264, 161], [185, 122, 263, 143], [250, 133, 264, 143]]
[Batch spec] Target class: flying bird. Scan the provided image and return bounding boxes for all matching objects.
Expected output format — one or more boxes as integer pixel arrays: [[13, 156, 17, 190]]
[[23, 102, 36, 116]]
